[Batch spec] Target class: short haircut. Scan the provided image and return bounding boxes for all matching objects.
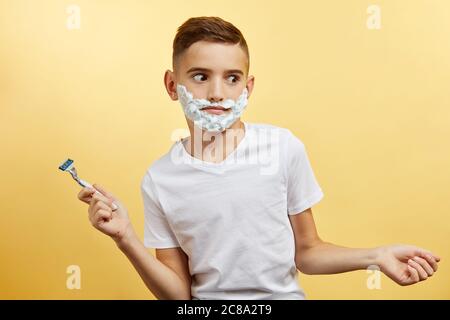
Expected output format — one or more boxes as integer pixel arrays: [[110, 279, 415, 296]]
[[172, 16, 249, 73]]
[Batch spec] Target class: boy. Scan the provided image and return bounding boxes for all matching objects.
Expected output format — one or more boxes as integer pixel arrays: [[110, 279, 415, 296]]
[[78, 17, 440, 300]]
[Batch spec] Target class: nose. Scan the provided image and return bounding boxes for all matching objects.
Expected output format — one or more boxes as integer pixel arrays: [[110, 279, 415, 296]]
[[207, 80, 224, 103]]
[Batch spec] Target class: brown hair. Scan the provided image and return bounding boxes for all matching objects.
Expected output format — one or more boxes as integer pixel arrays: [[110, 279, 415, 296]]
[[172, 16, 249, 73]]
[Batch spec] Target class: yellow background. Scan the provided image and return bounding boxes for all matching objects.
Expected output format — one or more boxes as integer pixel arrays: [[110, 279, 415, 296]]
[[0, 0, 449, 299]]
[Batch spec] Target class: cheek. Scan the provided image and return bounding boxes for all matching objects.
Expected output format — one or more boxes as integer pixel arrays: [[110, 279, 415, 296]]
[[188, 87, 207, 100], [229, 86, 247, 100]]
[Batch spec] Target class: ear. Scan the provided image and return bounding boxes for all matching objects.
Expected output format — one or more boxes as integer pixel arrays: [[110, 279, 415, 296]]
[[245, 75, 255, 98], [164, 70, 178, 101]]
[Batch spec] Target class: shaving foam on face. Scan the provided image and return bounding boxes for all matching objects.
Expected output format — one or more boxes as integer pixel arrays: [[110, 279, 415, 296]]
[[176, 84, 248, 132]]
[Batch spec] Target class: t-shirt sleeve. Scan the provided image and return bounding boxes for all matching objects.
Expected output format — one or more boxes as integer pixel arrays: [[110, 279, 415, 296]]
[[285, 130, 324, 215], [141, 171, 180, 248]]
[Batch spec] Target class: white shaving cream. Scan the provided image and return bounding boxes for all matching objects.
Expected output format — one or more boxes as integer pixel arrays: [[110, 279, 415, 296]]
[[176, 84, 248, 132]]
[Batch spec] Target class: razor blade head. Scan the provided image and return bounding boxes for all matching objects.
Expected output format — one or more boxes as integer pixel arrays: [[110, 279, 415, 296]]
[[59, 158, 74, 171]]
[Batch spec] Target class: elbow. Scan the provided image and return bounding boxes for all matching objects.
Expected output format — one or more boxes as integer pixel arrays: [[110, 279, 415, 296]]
[[154, 288, 191, 300], [295, 259, 315, 275], [296, 262, 318, 275], [295, 239, 325, 275]]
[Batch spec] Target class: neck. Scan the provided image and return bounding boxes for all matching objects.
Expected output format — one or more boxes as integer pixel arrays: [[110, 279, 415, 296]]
[[185, 120, 246, 162]]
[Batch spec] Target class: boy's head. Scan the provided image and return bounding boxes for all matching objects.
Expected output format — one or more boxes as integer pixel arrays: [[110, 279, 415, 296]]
[[164, 16, 255, 133], [172, 16, 250, 75]]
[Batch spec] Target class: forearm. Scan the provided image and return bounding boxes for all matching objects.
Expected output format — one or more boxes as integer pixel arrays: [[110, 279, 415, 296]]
[[115, 230, 191, 300], [296, 241, 380, 275]]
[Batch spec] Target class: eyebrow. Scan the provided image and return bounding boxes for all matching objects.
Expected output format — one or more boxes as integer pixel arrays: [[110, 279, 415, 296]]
[[186, 67, 244, 76]]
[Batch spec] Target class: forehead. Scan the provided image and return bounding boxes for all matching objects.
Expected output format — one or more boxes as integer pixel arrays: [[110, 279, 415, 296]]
[[178, 41, 248, 73]]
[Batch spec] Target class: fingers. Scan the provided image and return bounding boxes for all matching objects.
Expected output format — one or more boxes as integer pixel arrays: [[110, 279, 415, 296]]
[[91, 208, 113, 226], [407, 265, 420, 283], [78, 185, 116, 210], [90, 191, 115, 208], [78, 186, 117, 228], [93, 184, 116, 200], [93, 184, 119, 211], [412, 256, 434, 276], [408, 259, 429, 281], [89, 193, 115, 217], [427, 252, 440, 263], [416, 248, 441, 263], [422, 254, 439, 272], [413, 248, 440, 273], [89, 200, 113, 224], [77, 187, 96, 204], [87, 192, 115, 228]]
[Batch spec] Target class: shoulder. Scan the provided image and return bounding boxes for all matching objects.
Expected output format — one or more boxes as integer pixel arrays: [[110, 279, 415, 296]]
[[248, 122, 302, 136], [246, 121, 288, 133], [246, 121, 292, 140], [247, 122, 305, 150], [141, 141, 183, 186]]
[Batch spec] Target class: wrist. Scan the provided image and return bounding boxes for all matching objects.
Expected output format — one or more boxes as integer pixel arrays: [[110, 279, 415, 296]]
[[114, 225, 137, 250], [370, 246, 386, 269]]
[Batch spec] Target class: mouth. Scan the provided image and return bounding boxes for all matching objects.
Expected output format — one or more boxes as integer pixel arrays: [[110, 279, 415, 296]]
[[201, 106, 230, 115]]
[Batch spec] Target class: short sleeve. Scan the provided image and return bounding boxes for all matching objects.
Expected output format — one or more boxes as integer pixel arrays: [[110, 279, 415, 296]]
[[141, 172, 180, 248], [285, 130, 324, 215]]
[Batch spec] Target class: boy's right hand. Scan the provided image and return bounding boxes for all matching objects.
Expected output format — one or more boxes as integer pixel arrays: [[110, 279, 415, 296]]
[[77, 184, 135, 243]]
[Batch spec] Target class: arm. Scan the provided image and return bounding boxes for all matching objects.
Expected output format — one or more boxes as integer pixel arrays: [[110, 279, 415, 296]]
[[116, 232, 191, 300], [78, 184, 191, 299], [289, 208, 441, 286]]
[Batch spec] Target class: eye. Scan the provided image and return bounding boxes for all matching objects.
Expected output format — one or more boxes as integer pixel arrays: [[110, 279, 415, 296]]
[[227, 75, 240, 83], [193, 73, 207, 82]]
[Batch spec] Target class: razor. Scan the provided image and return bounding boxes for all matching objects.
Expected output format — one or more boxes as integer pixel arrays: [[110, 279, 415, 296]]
[[59, 158, 118, 211]]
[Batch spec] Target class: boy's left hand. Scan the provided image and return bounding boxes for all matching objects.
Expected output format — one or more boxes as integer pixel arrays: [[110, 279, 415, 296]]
[[376, 244, 440, 286]]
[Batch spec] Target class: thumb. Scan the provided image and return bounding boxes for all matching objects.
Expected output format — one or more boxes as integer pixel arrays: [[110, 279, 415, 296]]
[[93, 183, 116, 201]]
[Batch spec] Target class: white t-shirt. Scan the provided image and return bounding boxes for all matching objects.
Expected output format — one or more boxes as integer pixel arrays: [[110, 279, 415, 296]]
[[140, 122, 324, 300]]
